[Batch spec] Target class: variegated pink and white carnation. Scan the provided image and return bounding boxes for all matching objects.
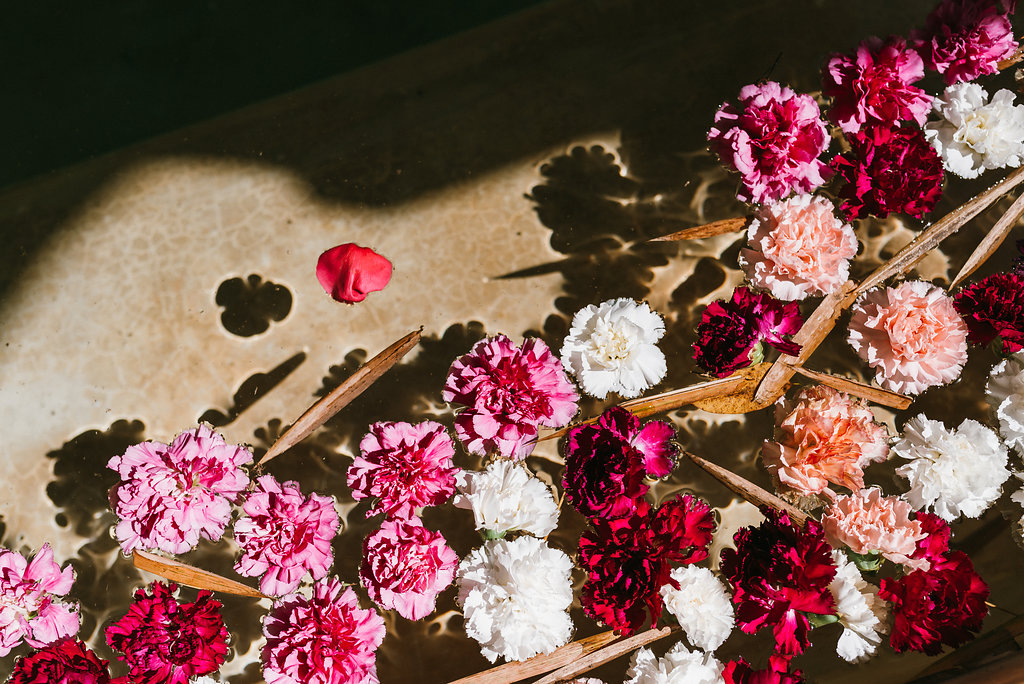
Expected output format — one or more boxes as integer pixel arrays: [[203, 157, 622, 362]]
[[822, 488, 928, 571], [453, 460, 559, 538], [0, 545, 79, 656], [739, 194, 858, 301]]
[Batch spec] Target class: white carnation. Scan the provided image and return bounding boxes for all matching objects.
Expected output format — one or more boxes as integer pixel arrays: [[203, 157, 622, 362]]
[[893, 415, 1010, 521], [829, 550, 888, 663], [924, 82, 1024, 179], [456, 536, 573, 662], [625, 642, 724, 684], [659, 566, 734, 652], [987, 351, 1024, 453], [453, 460, 559, 537], [560, 298, 666, 399]]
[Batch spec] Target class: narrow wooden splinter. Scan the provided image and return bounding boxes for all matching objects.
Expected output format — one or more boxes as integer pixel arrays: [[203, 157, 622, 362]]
[[133, 550, 267, 599]]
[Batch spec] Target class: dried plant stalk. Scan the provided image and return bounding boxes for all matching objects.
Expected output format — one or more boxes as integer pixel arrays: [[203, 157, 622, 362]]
[[259, 328, 422, 466], [651, 216, 749, 241], [447, 630, 620, 684], [950, 191, 1024, 288], [683, 451, 810, 526], [133, 550, 267, 599], [791, 366, 912, 410], [914, 615, 1024, 679], [533, 626, 677, 684]]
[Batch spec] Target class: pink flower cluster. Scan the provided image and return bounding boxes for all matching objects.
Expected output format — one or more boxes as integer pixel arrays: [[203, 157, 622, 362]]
[[0, 545, 79, 657], [914, 0, 1019, 85], [108, 425, 252, 555], [234, 474, 340, 597]]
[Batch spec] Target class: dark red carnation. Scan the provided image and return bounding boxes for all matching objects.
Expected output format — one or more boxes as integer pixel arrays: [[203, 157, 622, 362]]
[[693, 287, 803, 378], [954, 273, 1024, 353], [563, 406, 677, 519], [719, 508, 836, 659], [911, 511, 952, 568], [106, 582, 228, 684], [913, 0, 1018, 85], [723, 655, 804, 684], [880, 549, 989, 654], [10, 638, 111, 684]]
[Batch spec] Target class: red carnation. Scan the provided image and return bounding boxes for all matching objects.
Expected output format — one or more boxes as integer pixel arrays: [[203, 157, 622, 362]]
[[723, 655, 804, 684], [954, 272, 1024, 353], [910, 511, 952, 569], [316, 243, 393, 303], [914, 0, 1018, 85], [9, 638, 111, 684]]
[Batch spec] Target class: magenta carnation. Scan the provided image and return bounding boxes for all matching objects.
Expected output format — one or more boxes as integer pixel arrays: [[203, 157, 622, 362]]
[[442, 335, 579, 460], [106, 582, 228, 684], [9, 638, 111, 684], [349, 420, 458, 519], [914, 0, 1018, 84], [723, 655, 804, 684], [707, 81, 832, 205], [360, 517, 458, 621], [823, 36, 933, 133], [262, 578, 386, 684], [693, 287, 803, 378], [0, 544, 79, 657], [107, 425, 252, 555], [954, 272, 1024, 352], [234, 474, 340, 596]]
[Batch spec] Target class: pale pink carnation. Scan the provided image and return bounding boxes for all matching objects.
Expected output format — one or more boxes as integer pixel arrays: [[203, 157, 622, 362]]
[[262, 578, 385, 684], [708, 81, 832, 205], [234, 474, 340, 596], [823, 488, 929, 571], [360, 517, 458, 621], [0, 545, 79, 656], [107, 425, 252, 555], [739, 194, 858, 300], [762, 386, 889, 495], [442, 335, 579, 460], [848, 281, 968, 395], [349, 420, 458, 519]]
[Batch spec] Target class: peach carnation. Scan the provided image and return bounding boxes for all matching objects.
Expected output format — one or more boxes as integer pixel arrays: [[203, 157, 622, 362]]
[[823, 488, 928, 571], [848, 280, 968, 395], [762, 386, 889, 495], [740, 194, 858, 301]]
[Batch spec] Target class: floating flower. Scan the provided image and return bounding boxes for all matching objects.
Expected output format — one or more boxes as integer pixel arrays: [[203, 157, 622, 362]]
[[9, 638, 111, 684], [0, 545, 79, 657], [762, 386, 889, 495], [660, 565, 735, 652], [234, 474, 340, 597], [723, 656, 803, 684], [443, 335, 579, 460], [828, 550, 889, 663], [107, 425, 252, 555], [560, 298, 667, 399], [262, 578, 385, 684], [955, 272, 1024, 352], [925, 83, 1024, 178], [832, 125, 944, 220], [893, 415, 1010, 521], [361, 517, 458, 621], [987, 351, 1024, 451], [349, 420, 458, 519], [739, 194, 857, 301], [822, 488, 927, 570], [106, 582, 227, 684], [693, 287, 803, 378], [707, 81, 832, 205], [316, 243, 393, 303], [456, 536, 574, 663], [625, 642, 725, 684], [822, 36, 932, 133], [847, 281, 968, 394], [453, 460, 559, 538], [914, 0, 1018, 84]]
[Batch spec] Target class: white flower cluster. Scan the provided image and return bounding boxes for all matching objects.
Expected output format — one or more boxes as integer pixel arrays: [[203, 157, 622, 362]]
[[453, 460, 559, 537], [987, 351, 1024, 454], [829, 550, 888, 663], [924, 82, 1024, 179], [893, 415, 1010, 521], [560, 298, 667, 399], [456, 536, 573, 662], [625, 642, 725, 684], [659, 566, 734, 652]]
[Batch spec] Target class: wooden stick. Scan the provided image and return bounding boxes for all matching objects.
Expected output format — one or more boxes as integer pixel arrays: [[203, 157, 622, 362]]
[[790, 366, 912, 410], [533, 626, 677, 684], [133, 550, 267, 599], [447, 630, 620, 684], [951, 191, 1024, 289], [651, 216, 749, 241], [683, 451, 810, 526]]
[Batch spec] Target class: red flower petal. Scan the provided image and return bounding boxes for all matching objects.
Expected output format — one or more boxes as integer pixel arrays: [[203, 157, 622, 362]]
[[316, 243, 392, 303]]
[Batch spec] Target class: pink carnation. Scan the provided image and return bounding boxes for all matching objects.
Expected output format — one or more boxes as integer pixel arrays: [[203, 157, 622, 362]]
[[848, 281, 968, 395], [262, 578, 386, 684], [914, 0, 1019, 85], [442, 335, 579, 460], [107, 425, 252, 555], [822, 488, 929, 570], [234, 474, 340, 596], [823, 36, 933, 133], [360, 517, 458, 621], [707, 81, 832, 205], [740, 194, 858, 301], [762, 386, 889, 495], [350, 420, 458, 519], [0, 545, 79, 657]]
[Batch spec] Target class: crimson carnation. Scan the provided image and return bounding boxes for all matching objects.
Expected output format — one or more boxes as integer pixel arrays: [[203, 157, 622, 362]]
[[563, 406, 676, 519], [105, 582, 227, 684], [914, 0, 1018, 85], [693, 287, 803, 378], [719, 509, 836, 659], [579, 495, 714, 634], [10, 638, 111, 684], [880, 549, 989, 654], [723, 655, 804, 684], [954, 272, 1024, 353], [832, 125, 944, 220], [911, 510, 952, 569]]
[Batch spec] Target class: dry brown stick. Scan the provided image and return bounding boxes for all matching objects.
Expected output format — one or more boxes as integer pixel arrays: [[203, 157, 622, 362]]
[[447, 630, 620, 684], [951, 190, 1024, 289], [133, 550, 267, 599], [790, 365, 912, 410], [258, 328, 422, 467], [651, 216, 749, 241], [533, 626, 677, 684], [684, 450, 810, 526], [913, 615, 1024, 679]]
